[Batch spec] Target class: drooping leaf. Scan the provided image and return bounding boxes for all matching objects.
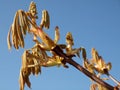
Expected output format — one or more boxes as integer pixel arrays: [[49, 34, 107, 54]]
[[90, 83, 97, 90], [19, 69, 25, 90], [8, 9, 31, 50], [7, 27, 12, 50], [19, 68, 31, 90]]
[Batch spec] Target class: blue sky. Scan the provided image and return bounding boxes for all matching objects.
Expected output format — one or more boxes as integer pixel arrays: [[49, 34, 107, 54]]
[[0, 0, 120, 90]]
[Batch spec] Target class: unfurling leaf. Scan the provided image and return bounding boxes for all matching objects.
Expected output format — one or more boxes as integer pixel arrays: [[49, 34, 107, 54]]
[[91, 48, 112, 75], [28, 1, 38, 19], [66, 32, 74, 46], [65, 32, 81, 57], [40, 10, 50, 29], [81, 47, 87, 60], [91, 48, 99, 62], [106, 62, 112, 71], [54, 26, 60, 44]]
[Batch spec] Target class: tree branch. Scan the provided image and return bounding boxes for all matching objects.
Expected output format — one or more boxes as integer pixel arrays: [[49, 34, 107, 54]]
[[52, 45, 117, 90]]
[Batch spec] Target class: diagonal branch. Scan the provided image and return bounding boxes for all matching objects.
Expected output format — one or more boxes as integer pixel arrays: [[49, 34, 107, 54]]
[[52, 45, 118, 90]]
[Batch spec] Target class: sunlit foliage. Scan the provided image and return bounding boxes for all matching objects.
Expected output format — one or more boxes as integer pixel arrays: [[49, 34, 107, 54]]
[[7, 1, 120, 90]]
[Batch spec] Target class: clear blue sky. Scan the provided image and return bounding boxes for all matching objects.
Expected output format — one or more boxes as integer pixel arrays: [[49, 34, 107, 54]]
[[0, 0, 120, 90]]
